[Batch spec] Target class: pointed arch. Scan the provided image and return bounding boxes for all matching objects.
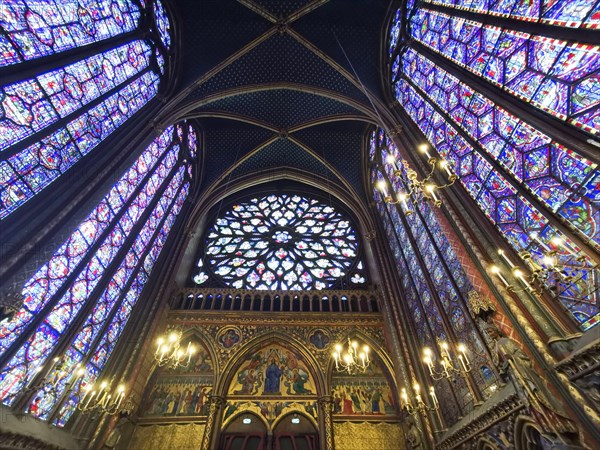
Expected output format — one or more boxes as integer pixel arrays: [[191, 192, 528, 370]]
[[215, 331, 326, 398]]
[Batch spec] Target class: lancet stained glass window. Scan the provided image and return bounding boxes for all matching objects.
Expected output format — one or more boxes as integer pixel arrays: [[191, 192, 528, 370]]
[[198, 194, 366, 290], [388, 0, 600, 330], [0, 0, 172, 221], [0, 120, 196, 425]]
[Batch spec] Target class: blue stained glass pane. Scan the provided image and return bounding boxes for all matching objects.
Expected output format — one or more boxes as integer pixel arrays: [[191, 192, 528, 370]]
[[51, 181, 189, 427], [421, 0, 600, 28], [153, 0, 172, 50], [0, 127, 175, 359], [0, 0, 141, 67], [410, 8, 600, 135], [32, 164, 187, 419], [0, 72, 160, 220], [390, 71, 599, 326], [0, 40, 152, 153], [401, 48, 600, 248]]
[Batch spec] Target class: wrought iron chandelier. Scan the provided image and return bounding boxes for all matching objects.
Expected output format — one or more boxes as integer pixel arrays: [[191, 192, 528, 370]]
[[154, 329, 196, 369], [332, 338, 370, 374]]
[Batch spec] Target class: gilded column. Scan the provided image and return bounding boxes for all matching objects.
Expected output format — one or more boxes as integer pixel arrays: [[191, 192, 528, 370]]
[[318, 396, 334, 450], [201, 395, 226, 450]]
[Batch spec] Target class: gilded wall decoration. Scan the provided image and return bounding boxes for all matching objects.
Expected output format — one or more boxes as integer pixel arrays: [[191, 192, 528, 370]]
[[140, 377, 212, 417], [167, 318, 386, 373], [222, 400, 318, 427], [217, 326, 242, 349], [139, 336, 214, 420], [228, 344, 315, 397], [332, 360, 397, 417], [127, 423, 205, 450], [333, 421, 405, 450]]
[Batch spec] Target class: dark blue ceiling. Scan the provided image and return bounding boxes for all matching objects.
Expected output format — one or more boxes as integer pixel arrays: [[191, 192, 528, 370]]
[[192, 89, 368, 129], [228, 138, 340, 182], [252, 0, 312, 19], [168, 0, 392, 202], [185, 32, 371, 105]]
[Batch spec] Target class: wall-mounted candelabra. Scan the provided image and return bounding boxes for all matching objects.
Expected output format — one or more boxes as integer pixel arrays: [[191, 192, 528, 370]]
[[490, 234, 589, 295], [78, 379, 134, 416], [400, 382, 439, 416], [155, 329, 196, 369], [422, 341, 471, 381], [332, 338, 370, 374], [377, 144, 457, 214]]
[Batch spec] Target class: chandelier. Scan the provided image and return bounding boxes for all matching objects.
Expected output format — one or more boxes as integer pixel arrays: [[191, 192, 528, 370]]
[[377, 144, 457, 214], [400, 382, 439, 416], [155, 330, 195, 369], [332, 338, 370, 374], [77, 379, 134, 415], [490, 235, 589, 295], [422, 341, 471, 381]]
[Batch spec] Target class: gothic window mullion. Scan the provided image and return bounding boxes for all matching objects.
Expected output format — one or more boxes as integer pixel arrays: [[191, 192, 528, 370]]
[[387, 158, 496, 365], [0, 152, 183, 409], [52, 179, 190, 428], [409, 40, 599, 162], [1, 64, 156, 163], [0, 28, 146, 86], [37, 163, 187, 422], [0, 127, 180, 374], [419, 2, 600, 45], [0, 0, 147, 79], [375, 175, 466, 421], [378, 165, 472, 358], [398, 70, 600, 261]]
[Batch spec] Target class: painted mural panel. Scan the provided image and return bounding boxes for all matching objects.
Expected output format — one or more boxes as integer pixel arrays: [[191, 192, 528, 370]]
[[228, 344, 315, 397], [140, 337, 214, 419], [332, 360, 397, 417]]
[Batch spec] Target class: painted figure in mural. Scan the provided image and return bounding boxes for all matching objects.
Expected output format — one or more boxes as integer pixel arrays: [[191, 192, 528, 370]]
[[264, 358, 284, 394], [309, 330, 329, 349], [333, 394, 342, 414], [371, 388, 382, 414], [342, 389, 354, 414], [486, 327, 577, 436], [292, 368, 312, 394], [220, 329, 240, 348], [235, 369, 259, 395]]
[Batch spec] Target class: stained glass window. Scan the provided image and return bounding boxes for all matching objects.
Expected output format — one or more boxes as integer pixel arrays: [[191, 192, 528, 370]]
[[0, 1, 172, 221], [409, 8, 600, 135], [421, 0, 600, 28], [0, 122, 196, 425], [198, 194, 366, 291], [0, 0, 142, 66], [388, 1, 600, 330]]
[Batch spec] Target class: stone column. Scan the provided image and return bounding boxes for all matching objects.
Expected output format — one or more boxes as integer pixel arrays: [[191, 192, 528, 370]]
[[200, 395, 226, 450], [318, 396, 334, 450]]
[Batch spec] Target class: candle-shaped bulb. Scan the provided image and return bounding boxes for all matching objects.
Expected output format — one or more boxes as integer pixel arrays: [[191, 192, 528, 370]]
[[335, 344, 342, 353], [413, 382, 420, 393], [550, 236, 563, 246], [351, 341, 358, 349], [418, 144, 432, 159], [440, 341, 449, 351], [423, 347, 432, 357], [100, 381, 107, 389], [457, 344, 466, 353], [169, 331, 179, 343], [377, 180, 389, 197]]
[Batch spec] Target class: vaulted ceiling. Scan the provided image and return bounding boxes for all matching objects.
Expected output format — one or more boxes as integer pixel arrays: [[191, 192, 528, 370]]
[[155, 0, 394, 202]]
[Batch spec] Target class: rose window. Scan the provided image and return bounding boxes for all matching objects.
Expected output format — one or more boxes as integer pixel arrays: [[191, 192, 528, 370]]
[[195, 194, 367, 290]]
